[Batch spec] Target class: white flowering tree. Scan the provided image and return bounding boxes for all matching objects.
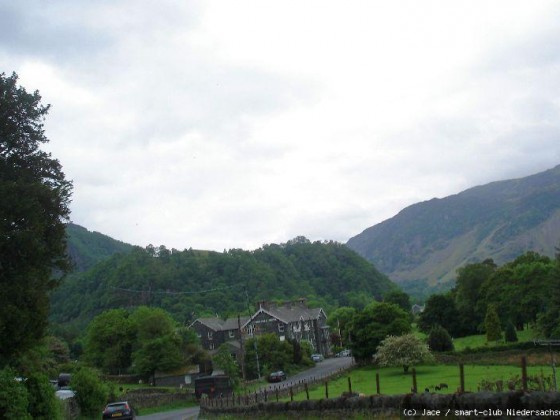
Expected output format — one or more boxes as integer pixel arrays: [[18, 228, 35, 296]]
[[376, 334, 434, 373]]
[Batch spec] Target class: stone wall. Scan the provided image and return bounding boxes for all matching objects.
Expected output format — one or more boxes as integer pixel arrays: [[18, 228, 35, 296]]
[[122, 388, 196, 410], [201, 391, 560, 418]]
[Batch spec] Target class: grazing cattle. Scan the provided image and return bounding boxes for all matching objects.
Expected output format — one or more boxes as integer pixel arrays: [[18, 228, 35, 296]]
[[439, 383, 448, 389]]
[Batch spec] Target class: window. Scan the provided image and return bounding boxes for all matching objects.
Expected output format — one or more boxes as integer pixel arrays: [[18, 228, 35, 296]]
[[278, 324, 285, 333], [228, 330, 235, 338], [208, 331, 213, 340], [209, 343, 214, 350]]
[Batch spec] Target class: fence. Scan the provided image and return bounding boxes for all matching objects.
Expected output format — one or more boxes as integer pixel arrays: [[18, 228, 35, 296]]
[[200, 356, 560, 416]]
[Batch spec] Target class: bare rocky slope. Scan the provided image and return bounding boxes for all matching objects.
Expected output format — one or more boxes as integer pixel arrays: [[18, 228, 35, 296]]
[[346, 164, 560, 296]]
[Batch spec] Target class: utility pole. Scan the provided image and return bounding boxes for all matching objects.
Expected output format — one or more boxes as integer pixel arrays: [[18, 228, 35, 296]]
[[245, 288, 261, 379], [238, 314, 246, 380]]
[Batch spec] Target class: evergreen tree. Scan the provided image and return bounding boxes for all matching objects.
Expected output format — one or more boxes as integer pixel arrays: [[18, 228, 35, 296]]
[[0, 72, 72, 366], [485, 304, 502, 342], [504, 321, 518, 343]]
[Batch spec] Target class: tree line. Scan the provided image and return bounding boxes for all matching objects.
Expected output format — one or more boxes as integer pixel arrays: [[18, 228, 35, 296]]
[[417, 251, 560, 339]]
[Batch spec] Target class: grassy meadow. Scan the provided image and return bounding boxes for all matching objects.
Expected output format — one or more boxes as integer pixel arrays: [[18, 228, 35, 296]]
[[289, 363, 555, 400]]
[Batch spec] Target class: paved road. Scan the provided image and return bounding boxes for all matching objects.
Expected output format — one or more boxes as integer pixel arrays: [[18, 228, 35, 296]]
[[263, 355, 354, 392], [137, 406, 200, 420], [137, 356, 354, 419]]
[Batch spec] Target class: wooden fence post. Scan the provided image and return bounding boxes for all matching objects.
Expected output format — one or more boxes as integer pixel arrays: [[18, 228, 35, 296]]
[[348, 376, 353, 394], [459, 363, 465, 393], [276, 388, 279, 402], [376, 372, 381, 394], [305, 382, 310, 400], [521, 356, 528, 392], [325, 381, 329, 399], [412, 368, 417, 393], [290, 386, 294, 402]]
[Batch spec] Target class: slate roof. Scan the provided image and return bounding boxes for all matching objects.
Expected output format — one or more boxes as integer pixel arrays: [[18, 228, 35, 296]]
[[192, 316, 250, 332], [266, 306, 324, 324]]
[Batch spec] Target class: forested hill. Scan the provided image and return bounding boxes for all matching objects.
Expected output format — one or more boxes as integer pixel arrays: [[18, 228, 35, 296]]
[[66, 223, 134, 271], [50, 237, 396, 328], [347, 164, 560, 296]]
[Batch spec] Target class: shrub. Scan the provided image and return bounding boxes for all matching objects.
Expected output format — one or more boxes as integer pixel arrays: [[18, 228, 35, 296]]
[[0, 368, 31, 419], [25, 373, 61, 420], [504, 321, 518, 343], [72, 367, 108, 417], [427, 325, 454, 352]]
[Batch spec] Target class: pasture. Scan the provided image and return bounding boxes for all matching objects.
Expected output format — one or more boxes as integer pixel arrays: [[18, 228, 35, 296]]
[[289, 363, 555, 400]]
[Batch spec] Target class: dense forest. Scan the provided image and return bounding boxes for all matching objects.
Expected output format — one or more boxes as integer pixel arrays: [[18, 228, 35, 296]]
[[50, 236, 396, 331]]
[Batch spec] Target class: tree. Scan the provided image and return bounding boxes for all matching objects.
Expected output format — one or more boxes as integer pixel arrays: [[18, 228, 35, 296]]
[[418, 293, 461, 337], [328, 306, 357, 349], [0, 367, 30, 419], [384, 290, 412, 314], [84, 309, 135, 374], [504, 321, 518, 343], [349, 302, 411, 363], [213, 344, 240, 390], [485, 304, 502, 342], [427, 325, 454, 352], [130, 307, 183, 384], [244, 334, 294, 379], [454, 260, 496, 334], [0, 72, 72, 366], [72, 367, 108, 417], [25, 373, 61, 420], [375, 334, 434, 373]]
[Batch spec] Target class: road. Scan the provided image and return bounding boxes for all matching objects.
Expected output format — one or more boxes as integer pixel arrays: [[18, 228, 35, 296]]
[[137, 406, 200, 420], [137, 356, 354, 420], [263, 355, 354, 392]]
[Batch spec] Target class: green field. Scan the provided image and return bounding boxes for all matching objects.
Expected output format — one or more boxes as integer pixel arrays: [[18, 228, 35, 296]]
[[289, 363, 555, 400], [452, 327, 536, 351]]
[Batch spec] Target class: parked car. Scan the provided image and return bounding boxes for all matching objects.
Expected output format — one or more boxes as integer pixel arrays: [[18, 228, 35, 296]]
[[267, 371, 287, 383], [336, 349, 352, 357], [102, 401, 136, 420], [311, 353, 324, 362]]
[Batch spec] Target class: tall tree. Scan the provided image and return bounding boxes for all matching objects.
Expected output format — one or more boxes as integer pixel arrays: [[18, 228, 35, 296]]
[[349, 302, 411, 362], [485, 304, 502, 342], [417, 293, 462, 337], [0, 72, 72, 366], [453, 259, 496, 334], [130, 307, 183, 384], [84, 309, 135, 374]]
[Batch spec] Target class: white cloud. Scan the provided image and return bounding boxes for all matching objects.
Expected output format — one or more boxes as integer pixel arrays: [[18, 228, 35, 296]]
[[2, 0, 560, 251]]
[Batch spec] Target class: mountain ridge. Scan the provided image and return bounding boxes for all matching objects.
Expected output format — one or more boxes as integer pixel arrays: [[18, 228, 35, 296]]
[[346, 164, 560, 293]]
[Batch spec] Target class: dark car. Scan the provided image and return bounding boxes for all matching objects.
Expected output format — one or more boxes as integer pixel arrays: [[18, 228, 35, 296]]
[[102, 401, 135, 419], [267, 371, 287, 383]]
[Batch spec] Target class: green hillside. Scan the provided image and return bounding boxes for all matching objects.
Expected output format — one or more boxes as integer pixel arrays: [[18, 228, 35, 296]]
[[50, 237, 396, 328], [347, 164, 560, 295], [66, 223, 134, 271]]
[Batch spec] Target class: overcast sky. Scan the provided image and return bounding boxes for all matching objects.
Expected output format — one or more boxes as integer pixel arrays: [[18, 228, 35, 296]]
[[2, 1, 560, 251]]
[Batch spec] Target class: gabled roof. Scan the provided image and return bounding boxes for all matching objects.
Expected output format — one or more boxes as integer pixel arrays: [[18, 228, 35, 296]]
[[242, 305, 326, 329], [190, 316, 250, 332]]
